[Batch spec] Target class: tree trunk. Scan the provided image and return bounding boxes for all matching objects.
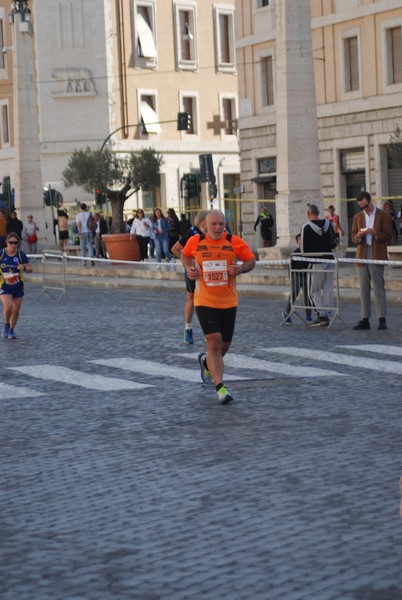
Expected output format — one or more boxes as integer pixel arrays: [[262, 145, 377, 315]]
[[107, 180, 134, 233], [109, 193, 126, 233]]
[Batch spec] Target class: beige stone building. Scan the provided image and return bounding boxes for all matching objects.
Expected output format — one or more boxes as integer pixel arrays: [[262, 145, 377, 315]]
[[0, 0, 241, 235], [0, 2, 14, 211], [104, 0, 241, 229], [236, 0, 402, 249]]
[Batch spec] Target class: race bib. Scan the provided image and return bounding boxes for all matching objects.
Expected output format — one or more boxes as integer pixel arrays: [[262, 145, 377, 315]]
[[3, 271, 20, 286], [203, 260, 228, 286]]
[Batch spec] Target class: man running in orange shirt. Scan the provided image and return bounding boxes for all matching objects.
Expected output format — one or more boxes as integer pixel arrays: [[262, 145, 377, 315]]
[[181, 210, 255, 404]]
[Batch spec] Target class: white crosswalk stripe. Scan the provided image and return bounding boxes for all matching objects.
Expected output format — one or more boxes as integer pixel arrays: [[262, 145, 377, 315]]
[[4, 345, 402, 397], [8, 365, 152, 391], [338, 344, 402, 357], [225, 352, 346, 377], [177, 352, 343, 378], [0, 383, 43, 399], [266, 347, 402, 375], [93, 358, 250, 382]]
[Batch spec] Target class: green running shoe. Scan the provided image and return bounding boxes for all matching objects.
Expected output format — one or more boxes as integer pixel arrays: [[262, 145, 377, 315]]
[[198, 352, 213, 384], [216, 386, 233, 405]]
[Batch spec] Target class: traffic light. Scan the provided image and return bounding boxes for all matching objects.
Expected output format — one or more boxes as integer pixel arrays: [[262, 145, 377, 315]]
[[177, 111, 191, 131], [199, 154, 215, 183], [185, 173, 200, 199], [43, 188, 57, 206]]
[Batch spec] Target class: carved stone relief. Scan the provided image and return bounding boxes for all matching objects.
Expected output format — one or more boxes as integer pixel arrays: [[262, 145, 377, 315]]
[[52, 68, 96, 96]]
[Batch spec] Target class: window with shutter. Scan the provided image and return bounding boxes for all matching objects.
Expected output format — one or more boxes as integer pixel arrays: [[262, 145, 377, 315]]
[[344, 36, 359, 92], [261, 56, 274, 107]]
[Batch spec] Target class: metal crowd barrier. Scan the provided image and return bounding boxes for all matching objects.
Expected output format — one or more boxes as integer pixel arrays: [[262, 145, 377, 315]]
[[283, 252, 344, 328], [36, 250, 66, 302]]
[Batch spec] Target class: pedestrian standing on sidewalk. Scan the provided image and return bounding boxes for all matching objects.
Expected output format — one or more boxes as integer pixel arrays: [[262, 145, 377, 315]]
[[57, 204, 69, 252], [152, 208, 172, 265], [22, 215, 39, 256], [351, 191, 392, 331], [0, 233, 32, 340], [76, 203, 95, 266], [382, 200, 399, 246], [300, 204, 337, 327], [130, 209, 151, 261], [253, 205, 274, 248], [326, 205, 345, 245], [167, 208, 180, 252], [94, 212, 108, 258], [6, 210, 23, 243], [181, 209, 255, 404], [178, 212, 191, 237], [171, 209, 209, 344]]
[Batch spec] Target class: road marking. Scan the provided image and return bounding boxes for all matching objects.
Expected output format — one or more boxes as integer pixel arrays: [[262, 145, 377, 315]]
[[338, 344, 402, 357], [226, 353, 345, 377], [8, 365, 151, 391], [91, 358, 250, 382], [0, 383, 43, 399], [178, 352, 343, 378], [267, 347, 402, 375], [175, 355, 251, 380]]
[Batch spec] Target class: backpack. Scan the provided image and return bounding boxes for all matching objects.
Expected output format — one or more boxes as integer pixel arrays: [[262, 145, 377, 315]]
[[87, 213, 97, 234], [327, 222, 338, 250]]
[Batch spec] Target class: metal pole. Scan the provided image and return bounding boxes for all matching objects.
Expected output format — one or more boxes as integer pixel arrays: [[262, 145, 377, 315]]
[[48, 185, 57, 245], [100, 119, 178, 151]]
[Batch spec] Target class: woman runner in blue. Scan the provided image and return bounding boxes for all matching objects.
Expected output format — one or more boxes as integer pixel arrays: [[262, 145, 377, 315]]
[[0, 233, 32, 339]]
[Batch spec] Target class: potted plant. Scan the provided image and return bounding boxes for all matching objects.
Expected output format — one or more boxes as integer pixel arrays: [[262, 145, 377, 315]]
[[62, 146, 163, 260]]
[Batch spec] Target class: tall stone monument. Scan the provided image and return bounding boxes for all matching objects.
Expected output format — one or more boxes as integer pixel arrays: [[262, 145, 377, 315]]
[[10, 1, 45, 233], [273, 0, 322, 257]]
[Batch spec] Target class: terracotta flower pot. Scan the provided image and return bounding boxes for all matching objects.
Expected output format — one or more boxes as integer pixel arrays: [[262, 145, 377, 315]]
[[102, 233, 141, 262]]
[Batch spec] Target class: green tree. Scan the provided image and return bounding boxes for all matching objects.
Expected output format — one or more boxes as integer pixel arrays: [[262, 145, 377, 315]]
[[62, 147, 163, 233]]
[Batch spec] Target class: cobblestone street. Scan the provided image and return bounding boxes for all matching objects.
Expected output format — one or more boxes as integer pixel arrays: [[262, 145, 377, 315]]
[[1, 284, 401, 600]]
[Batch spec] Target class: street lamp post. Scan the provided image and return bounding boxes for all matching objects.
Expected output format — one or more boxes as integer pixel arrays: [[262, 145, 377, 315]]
[[100, 118, 180, 151], [9, 0, 31, 23]]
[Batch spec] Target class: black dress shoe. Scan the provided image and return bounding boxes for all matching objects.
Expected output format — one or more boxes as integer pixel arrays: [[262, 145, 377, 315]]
[[353, 319, 370, 330], [377, 319, 387, 330]]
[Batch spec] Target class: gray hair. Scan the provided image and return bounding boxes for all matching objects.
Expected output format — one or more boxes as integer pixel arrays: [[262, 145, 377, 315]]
[[307, 203, 319, 216], [194, 210, 209, 226], [206, 209, 225, 222]]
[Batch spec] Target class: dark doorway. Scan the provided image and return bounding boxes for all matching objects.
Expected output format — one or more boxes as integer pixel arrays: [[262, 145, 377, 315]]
[[346, 171, 365, 245]]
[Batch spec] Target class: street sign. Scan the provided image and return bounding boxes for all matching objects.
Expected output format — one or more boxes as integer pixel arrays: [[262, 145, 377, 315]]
[[44, 181, 63, 189]]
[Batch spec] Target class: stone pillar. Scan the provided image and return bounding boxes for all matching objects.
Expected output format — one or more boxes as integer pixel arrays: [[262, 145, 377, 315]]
[[11, 8, 47, 239], [270, 0, 322, 259]]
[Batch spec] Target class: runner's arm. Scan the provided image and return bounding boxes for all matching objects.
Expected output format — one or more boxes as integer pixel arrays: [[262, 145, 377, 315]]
[[171, 240, 183, 258], [181, 252, 198, 280], [18, 261, 33, 274], [228, 257, 255, 276]]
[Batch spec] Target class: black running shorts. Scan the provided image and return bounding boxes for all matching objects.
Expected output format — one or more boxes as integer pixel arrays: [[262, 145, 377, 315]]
[[185, 272, 196, 294], [195, 306, 237, 342]]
